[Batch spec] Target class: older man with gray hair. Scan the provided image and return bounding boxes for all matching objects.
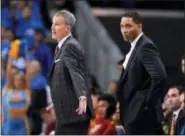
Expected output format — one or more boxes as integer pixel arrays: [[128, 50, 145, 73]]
[[46, 10, 94, 134]]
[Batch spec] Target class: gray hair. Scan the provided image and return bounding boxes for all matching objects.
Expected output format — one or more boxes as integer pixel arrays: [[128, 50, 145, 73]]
[[54, 10, 76, 27]]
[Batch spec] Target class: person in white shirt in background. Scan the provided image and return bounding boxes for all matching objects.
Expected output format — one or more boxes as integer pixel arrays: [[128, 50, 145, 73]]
[[166, 85, 185, 135]]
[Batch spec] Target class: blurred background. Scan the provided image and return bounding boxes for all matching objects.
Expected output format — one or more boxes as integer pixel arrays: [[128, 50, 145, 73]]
[[1, 0, 185, 135]]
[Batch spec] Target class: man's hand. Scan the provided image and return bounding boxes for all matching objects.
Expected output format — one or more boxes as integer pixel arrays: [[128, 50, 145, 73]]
[[46, 103, 53, 112], [42, 103, 56, 123], [76, 98, 87, 115]]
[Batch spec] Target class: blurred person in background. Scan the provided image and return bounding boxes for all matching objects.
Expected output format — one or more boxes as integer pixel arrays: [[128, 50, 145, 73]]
[[29, 27, 53, 76], [1, 0, 17, 25], [1, 38, 28, 92], [46, 10, 94, 134], [26, 60, 48, 135], [1, 57, 7, 90], [112, 103, 125, 135], [117, 11, 167, 134], [166, 85, 185, 135], [91, 87, 102, 111], [107, 80, 118, 99], [88, 93, 117, 135], [15, 4, 48, 49], [163, 94, 173, 119], [1, 20, 15, 64], [180, 91, 185, 110], [2, 57, 31, 135], [181, 55, 185, 75], [16, 0, 42, 23]]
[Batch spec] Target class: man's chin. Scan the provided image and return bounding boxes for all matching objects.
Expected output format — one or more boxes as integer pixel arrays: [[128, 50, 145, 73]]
[[123, 37, 129, 42], [52, 35, 57, 40]]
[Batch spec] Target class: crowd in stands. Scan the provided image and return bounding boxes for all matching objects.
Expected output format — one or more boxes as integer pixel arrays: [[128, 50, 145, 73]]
[[1, 0, 185, 135]]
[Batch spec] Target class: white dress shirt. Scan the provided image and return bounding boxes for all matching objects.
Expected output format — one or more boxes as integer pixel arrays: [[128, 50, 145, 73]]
[[122, 32, 143, 69], [57, 34, 71, 49], [173, 108, 181, 122]]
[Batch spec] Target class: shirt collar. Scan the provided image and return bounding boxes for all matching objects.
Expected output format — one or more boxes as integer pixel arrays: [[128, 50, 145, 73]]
[[173, 108, 181, 121], [58, 34, 71, 49], [131, 32, 143, 48]]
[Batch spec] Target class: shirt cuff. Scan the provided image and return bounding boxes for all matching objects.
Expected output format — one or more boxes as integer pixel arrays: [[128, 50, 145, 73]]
[[79, 96, 87, 100]]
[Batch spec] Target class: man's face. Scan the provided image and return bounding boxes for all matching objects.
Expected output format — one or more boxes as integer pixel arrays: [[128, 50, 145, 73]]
[[120, 17, 141, 42], [23, 6, 32, 20], [51, 15, 70, 41], [35, 31, 43, 43], [167, 88, 182, 111], [97, 100, 109, 118]]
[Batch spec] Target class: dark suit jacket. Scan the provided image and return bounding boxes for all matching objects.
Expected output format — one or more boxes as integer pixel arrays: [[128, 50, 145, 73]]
[[117, 34, 167, 126], [49, 36, 94, 126], [167, 109, 185, 135]]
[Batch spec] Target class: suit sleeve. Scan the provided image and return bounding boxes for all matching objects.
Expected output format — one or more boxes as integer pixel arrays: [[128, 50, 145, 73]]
[[63, 43, 87, 99], [138, 43, 167, 107]]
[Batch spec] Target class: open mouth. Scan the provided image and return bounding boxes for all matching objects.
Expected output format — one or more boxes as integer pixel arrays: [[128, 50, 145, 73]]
[[52, 32, 56, 35]]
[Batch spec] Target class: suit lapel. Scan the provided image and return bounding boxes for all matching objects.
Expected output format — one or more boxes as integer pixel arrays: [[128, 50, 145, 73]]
[[120, 35, 144, 83], [48, 36, 72, 77], [175, 109, 185, 134]]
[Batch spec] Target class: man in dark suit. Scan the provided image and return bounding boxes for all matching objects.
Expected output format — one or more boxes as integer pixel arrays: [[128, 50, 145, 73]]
[[167, 85, 185, 135], [117, 11, 167, 134], [46, 10, 94, 135]]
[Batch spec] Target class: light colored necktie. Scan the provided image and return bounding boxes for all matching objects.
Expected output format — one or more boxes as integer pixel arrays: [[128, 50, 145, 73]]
[[170, 114, 176, 135]]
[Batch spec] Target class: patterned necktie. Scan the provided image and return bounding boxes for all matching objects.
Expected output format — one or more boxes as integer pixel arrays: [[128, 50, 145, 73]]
[[170, 114, 176, 135], [55, 46, 59, 56]]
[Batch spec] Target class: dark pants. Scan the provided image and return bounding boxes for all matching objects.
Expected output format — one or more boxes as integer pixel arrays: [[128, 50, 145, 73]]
[[125, 108, 162, 135], [55, 120, 90, 135]]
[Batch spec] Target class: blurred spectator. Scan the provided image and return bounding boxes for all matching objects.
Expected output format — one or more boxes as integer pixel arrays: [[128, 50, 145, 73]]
[[166, 85, 185, 135], [180, 90, 185, 110], [1, 57, 6, 89], [181, 55, 185, 74], [16, 0, 42, 24], [112, 103, 125, 135], [15, 5, 48, 49], [29, 28, 53, 76], [2, 58, 31, 135], [1, 20, 15, 63], [1, 0, 16, 26], [26, 60, 48, 135], [107, 80, 118, 98], [91, 87, 102, 111], [88, 93, 117, 135]]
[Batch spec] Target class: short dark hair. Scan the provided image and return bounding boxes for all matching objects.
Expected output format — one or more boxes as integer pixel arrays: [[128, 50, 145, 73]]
[[169, 85, 184, 95], [123, 11, 143, 24], [98, 93, 117, 119]]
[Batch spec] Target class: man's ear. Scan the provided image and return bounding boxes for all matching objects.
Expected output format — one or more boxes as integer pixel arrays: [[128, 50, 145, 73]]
[[139, 23, 142, 30], [66, 25, 71, 32]]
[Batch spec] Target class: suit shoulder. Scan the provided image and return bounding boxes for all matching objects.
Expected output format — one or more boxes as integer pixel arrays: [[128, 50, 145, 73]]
[[138, 35, 158, 51], [66, 37, 84, 52]]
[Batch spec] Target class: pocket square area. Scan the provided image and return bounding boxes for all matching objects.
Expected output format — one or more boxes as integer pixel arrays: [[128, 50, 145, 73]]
[[55, 59, 60, 63]]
